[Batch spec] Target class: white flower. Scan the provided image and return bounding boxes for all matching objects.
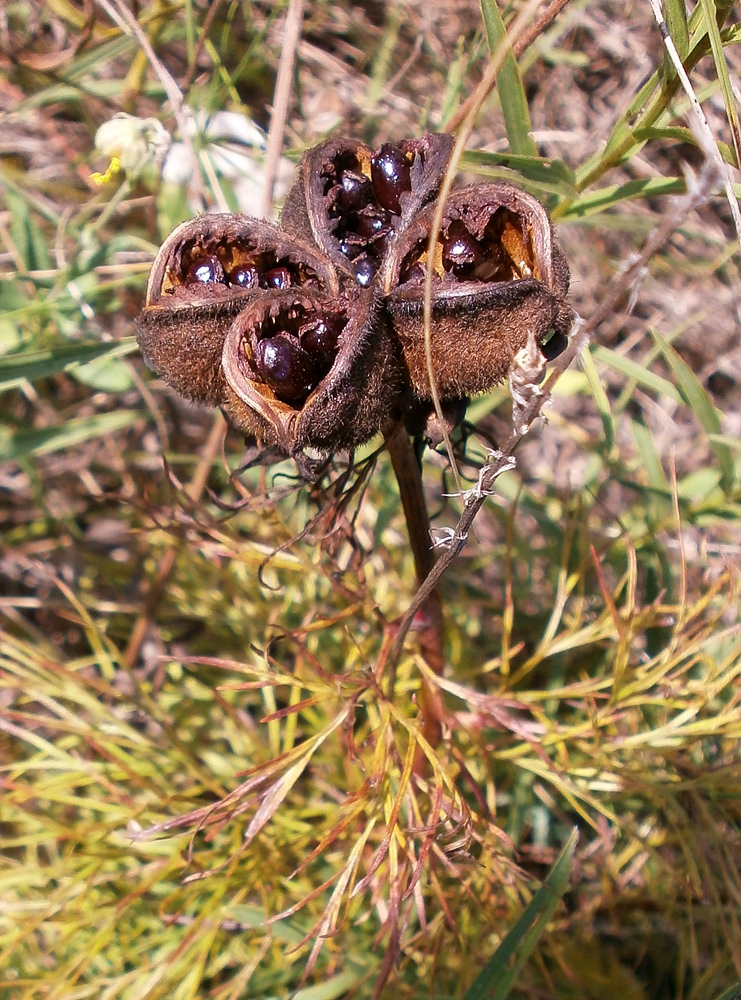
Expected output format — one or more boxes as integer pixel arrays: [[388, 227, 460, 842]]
[[162, 110, 294, 215], [93, 113, 171, 181]]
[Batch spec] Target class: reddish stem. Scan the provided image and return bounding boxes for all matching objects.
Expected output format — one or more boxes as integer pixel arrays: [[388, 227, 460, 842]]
[[384, 423, 447, 760]]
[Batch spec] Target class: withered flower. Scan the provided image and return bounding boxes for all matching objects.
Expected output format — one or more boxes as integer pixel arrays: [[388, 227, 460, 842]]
[[136, 137, 571, 473], [384, 182, 571, 400]]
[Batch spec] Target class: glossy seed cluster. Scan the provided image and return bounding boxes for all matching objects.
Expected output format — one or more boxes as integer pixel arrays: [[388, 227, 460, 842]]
[[323, 142, 413, 286], [180, 245, 310, 293], [248, 308, 344, 403]]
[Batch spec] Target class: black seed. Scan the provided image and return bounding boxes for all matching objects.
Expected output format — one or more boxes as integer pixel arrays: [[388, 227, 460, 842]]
[[300, 316, 343, 359], [540, 330, 569, 361], [339, 170, 374, 212], [370, 143, 412, 214], [338, 240, 362, 260], [185, 255, 225, 285], [401, 261, 426, 283], [254, 333, 320, 402], [228, 264, 259, 288], [262, 266, 292, 289], [442, 220, 483, 273], [353, 255, 376, 287]]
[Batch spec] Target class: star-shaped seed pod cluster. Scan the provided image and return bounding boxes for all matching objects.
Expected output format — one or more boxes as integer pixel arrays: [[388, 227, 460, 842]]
[[137, 134, 572, 474]]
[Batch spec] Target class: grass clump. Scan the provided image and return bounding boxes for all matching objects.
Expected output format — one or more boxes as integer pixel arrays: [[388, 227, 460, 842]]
[[2, 1, 741, 998]]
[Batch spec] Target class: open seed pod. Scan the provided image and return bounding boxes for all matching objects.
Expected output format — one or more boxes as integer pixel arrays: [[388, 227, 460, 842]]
[[280, 133, 454, 289], [385, 182, 572, 399], [136, 214, 340, 408], [221, 286, 405, 463]]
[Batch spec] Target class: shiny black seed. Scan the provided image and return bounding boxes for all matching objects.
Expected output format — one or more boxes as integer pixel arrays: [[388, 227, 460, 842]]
[[401, 261, 426, 283], [300, 315, 343, 359], [185, 255, 225, 285], [262, 266, 292, 289], [254, 333, 320, 402], [339, 170, 373, 212], [354, 208, 390, 240], [353, 255, 376, 287], [228, 264, 259, 288], [338, 240, 362, 260], [370, 143, 412, 215], [442, 220, 483, 273], [540, 330, 569, 361]]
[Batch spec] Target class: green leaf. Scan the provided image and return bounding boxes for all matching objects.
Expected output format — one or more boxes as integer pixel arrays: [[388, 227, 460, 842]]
[[651, 330, 736, 494], [632, 125, 736, 167], [710, 984, 741, 1000], [0, 410, 141, 461], [562, 177, 685, 219], [462, 829, 577, 1000], [591, 346, 683, 404], [479, 0, 538, 156], [461, 150, 576, 198], [662, 0, 690, 78], [5, 188, 53, 272], [630, 419, 667, 491], [699, 0, 741, 169], [0, 339, 138, 392], [581, 347, 616, 458], [292, 969, 365, 1000]]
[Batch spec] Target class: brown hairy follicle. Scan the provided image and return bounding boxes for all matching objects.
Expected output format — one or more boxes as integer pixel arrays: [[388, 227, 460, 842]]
[[136, 214, 341, 409], [221, 286, 404, 459], [384, 183, 571, 399]]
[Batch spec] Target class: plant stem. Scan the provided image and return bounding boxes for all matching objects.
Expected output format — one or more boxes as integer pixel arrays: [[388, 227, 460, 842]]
[[384, 423, 447, 757]]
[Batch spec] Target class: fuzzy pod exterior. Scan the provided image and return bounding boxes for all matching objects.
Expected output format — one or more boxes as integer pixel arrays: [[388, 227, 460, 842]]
[[384, 182, 572, 399], [136, 213, 340, 408]]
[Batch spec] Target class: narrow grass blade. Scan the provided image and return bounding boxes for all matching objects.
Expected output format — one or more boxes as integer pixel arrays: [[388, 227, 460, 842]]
[[630, 418, 667, 491], [0, 410, 141, 461], [461, 150, 576, 197], [650, 329, 735, 493], [663, 0, 690, 73], [461, 829, 578, 1000], [710, 983, 741, 1000], [699, 0, 741, 168], [581, 347, 615, 457], [591, 345, 683, 404], [479, 0, 538, 156], [563, 176, 685, 219], [0, 339, 137, 392], [5, 188, 53, 271], [293, 969, 366, 1000]]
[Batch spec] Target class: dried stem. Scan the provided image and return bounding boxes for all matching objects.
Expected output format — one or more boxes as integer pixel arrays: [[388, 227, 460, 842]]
[[123, 411, 227, 668], [444, 0, 572, 133], [262, 0, 305, 219]]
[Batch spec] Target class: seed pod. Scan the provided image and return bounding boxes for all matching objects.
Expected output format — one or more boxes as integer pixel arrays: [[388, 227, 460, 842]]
[[384, 182, 572, 399], [136, 214, 340, 409], [280, 133, 454, 285], [220, 287, 406, 462]]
